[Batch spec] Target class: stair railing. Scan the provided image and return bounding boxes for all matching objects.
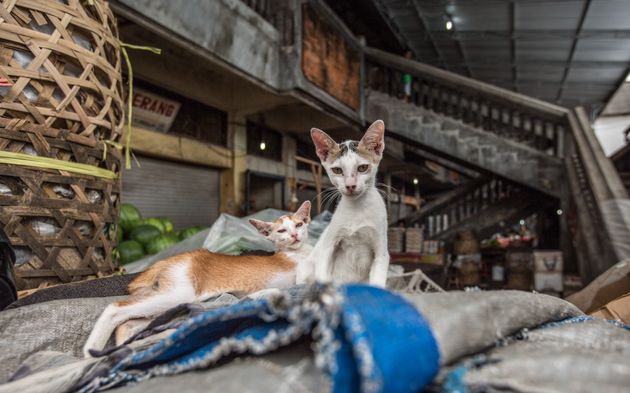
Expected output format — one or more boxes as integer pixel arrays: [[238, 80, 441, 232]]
[[364, 47, 568, 158], [404, 178, 516, 239]]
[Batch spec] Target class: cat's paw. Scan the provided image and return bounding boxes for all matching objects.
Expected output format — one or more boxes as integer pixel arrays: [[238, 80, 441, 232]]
[[82, 346, 95, 358]]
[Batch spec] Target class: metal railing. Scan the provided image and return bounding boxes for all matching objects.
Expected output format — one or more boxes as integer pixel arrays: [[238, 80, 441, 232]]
[[364, 47, 568, 157], [239, 0, 294, 45], [404, 178, 518, 239]]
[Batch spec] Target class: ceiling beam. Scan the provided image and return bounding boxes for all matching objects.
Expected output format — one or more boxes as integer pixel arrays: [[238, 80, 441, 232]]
[[451, 25, 473, 77], [556, 0, 592, 103], [409, 0, 446, 68], [370, 0, 411, 54], [425, 29, 630, 40], [421, 59, 628, 69], [419, 0, 620, 4], [509, 1, 517, 92], [485, 79, 616, 88]]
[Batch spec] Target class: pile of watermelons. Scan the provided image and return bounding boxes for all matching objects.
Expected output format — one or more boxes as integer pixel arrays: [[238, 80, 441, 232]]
[[116, 204, 204, 264]]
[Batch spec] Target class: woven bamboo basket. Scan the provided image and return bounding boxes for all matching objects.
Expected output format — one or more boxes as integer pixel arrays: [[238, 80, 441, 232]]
[[0, 0, 124, 289]]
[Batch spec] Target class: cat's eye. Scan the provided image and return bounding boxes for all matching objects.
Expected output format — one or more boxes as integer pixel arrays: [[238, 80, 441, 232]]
[[277, 229, 286, 233], [296, 222, 303, 228], [357, 164, 369, 172], [331, 167, 343, 174]]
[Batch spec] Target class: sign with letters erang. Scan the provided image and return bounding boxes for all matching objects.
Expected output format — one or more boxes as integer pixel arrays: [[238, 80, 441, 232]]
[[131, 88, 181, 132]]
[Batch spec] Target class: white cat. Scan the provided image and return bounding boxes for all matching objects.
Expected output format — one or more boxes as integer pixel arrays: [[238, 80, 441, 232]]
[[297, 120, 389, 287]]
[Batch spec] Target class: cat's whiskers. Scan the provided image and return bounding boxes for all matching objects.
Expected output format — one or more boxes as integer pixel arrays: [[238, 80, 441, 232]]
[[313, 187, 340, 212], [376, 182, 398, 202], [322, 191, 341, 212], [319, 188, 341, 212]]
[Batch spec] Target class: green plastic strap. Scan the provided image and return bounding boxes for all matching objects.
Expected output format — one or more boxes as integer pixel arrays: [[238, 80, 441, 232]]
[[101, 139, 123, 161], [119, 42, 161, 170], [0, 151, 117, 179]]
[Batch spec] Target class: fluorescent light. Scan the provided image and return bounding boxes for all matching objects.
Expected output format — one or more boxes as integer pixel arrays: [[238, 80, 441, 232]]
[[445, 20, 453, 30], [259, 141, 266, 151]]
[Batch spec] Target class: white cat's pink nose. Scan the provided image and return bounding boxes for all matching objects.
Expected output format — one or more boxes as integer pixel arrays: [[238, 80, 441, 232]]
[[345, 185, 356, 192]]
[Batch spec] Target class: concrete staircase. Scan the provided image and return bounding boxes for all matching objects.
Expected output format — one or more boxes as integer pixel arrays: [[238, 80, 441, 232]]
[[400, 177, 548, 240], [366, 91, 563, 198]]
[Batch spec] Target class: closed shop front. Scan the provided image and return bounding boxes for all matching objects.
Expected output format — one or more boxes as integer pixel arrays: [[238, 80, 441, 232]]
[[122, 156, 220, 229]]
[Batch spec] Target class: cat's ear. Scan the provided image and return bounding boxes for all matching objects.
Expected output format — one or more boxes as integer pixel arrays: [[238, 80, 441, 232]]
[[311, 128, 338, 162], [249, 219, 273, 236], [294, 201, 311, 223], [359, 120, 385, 159]]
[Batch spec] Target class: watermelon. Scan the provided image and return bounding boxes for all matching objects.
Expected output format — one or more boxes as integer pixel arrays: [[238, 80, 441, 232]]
[[158, 217, 174, 233], [139, 218, 166, 233], [129, 224, 161, 246], [178, 226, 203, 240], [118, 240, 144, 264], [120, 204, 141, 232], [145, 234, 179, 255]]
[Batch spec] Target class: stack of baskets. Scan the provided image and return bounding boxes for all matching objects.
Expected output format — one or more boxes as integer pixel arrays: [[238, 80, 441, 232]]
[[0, 0, 124, 289]]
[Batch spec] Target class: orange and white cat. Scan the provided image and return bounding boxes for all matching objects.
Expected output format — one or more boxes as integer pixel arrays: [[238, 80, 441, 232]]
[[83, 201, 312, 357]]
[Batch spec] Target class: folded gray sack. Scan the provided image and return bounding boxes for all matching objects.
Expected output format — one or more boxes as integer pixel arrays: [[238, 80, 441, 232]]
[[2, 288, 628, 393]]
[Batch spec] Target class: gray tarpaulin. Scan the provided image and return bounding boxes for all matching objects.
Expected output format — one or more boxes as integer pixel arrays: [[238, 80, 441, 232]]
[[1, 287, 628, 393]]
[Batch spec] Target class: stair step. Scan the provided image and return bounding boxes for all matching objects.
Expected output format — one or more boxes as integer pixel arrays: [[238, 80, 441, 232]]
[[442, 129, 460, 138], [366, 90, 563, 197]]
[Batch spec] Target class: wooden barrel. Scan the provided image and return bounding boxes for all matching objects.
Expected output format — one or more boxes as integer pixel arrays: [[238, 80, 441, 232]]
[[0, 0, 124, 289]]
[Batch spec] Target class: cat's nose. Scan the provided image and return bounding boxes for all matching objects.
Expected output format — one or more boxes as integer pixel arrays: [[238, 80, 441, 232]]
[[346, 185, 356, 192]]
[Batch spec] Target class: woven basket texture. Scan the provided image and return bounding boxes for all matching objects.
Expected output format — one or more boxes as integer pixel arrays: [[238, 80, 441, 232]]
[[0, 0, 124, 289]]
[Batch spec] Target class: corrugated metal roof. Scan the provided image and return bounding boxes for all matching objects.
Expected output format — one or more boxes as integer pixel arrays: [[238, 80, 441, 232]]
[[372, 0, 630, 109]]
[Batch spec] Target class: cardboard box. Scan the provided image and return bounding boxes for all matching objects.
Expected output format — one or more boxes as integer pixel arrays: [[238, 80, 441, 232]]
[[589, 292, 630, 324], [387, 228, 405, 253], [420, 254, 444, 266], [405, 227, 423, 254], [566, 260, 630, 313], [532, 250, 563, 273], [534, 272, 563, 292]]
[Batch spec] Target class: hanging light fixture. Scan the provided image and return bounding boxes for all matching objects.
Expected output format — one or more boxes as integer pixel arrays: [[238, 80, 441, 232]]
[[259, 141, 266, 151], [413, 177, 419, 185], [445, 19, 453, 30]]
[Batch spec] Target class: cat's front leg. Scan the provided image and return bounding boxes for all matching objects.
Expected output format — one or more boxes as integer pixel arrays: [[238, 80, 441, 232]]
[[369, 234, 390, 287], [296, 257, 315, 284], [369, 253, 389, 287], [313, 248, 334, 283]]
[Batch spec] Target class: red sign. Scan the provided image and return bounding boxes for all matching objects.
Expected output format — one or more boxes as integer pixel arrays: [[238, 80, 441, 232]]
[[131, 88, 181, 132]]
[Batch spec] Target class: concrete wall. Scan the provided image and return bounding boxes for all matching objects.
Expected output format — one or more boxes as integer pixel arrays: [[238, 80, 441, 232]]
[[119, 0, 282, 88], [246, 132, 298, 210], [116, 0, 363, 126]]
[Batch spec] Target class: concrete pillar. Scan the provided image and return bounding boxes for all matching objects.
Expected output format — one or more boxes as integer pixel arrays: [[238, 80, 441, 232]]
[[221, 112, 248, 215], [282, 133, 297, 210]]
